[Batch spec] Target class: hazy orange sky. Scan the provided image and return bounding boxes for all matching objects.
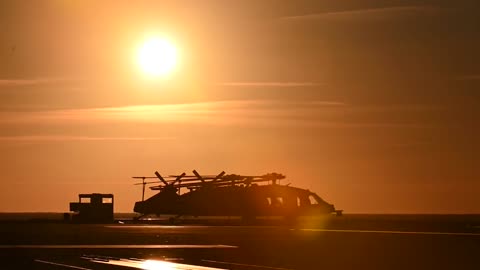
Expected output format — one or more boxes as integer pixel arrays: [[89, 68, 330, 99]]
[[0, 0, 478, 213]]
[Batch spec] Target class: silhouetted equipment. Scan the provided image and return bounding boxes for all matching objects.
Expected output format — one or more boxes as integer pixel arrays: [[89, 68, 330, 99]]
[[133, 170, 341, 222], [132, 176, 158, 201], [69, 193, 114, 223]]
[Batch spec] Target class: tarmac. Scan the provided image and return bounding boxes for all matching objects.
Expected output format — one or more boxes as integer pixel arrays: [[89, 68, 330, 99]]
[[0, 215, 479, 269]]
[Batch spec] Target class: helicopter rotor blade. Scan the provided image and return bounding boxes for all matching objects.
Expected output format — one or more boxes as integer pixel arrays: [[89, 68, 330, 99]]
[[192, 170, 205, 183], [154, 171, 168, 185], [169, 175, 217, 178], [149, 185, 165, 190], [172, 172, 186, 185], [134, 181, 159, 185], [212, 171, 226, 182]]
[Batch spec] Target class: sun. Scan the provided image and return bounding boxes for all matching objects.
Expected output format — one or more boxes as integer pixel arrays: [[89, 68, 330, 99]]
[[137, 37, 178, 77]]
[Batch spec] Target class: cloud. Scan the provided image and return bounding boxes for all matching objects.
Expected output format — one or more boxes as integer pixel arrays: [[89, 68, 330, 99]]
[[0, 99, 434, 129], [282, 5, 441, 21], [219, 82, 324, 87], [0, 136, 174, 142], [0, 99, 347, 125]]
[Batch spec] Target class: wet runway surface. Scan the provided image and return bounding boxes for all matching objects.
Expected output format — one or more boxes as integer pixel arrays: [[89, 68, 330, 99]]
[[0, 216, 479, 269]]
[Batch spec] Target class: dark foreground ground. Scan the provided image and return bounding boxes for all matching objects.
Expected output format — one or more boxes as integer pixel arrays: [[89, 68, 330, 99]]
[[0, 214, 479, 269]]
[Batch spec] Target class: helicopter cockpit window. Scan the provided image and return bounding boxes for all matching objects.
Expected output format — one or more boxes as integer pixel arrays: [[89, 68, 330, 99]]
[[276, 197, 284, 205], [267, 197, 284, 206], [273, 197, 283, 206], [309, 195, 319, 205]]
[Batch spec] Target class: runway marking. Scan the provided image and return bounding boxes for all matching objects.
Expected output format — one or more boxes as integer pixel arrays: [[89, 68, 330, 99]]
[[203, 259, 293, 270], [0, 244, 237, 249], [292, 228, 480, 236], [34, 259, 92, 270], [104, 225, 203, 229], [104, 225, 281, 229]]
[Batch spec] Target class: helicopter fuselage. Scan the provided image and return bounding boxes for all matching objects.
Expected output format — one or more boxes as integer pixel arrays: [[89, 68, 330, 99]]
[[134, 184, 336, 218]]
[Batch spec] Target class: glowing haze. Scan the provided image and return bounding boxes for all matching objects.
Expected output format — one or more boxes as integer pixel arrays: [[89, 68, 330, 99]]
[[0, 1, 478, 213], [137, 37, 178, 77]]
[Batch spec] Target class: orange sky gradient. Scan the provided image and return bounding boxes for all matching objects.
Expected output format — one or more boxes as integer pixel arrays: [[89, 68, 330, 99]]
[[0, 0, 478, 213]]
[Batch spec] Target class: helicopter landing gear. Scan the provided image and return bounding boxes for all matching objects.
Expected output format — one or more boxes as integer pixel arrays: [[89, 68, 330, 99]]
[[133, 214, 146, 221]]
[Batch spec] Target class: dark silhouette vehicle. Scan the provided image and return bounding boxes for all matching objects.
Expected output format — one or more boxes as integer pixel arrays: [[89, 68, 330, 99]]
[[133, 170, 341, 222], [69, 193, 114, 223]]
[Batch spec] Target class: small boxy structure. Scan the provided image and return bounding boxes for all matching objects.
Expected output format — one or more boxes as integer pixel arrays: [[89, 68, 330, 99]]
[[69, 193, 114, 223]]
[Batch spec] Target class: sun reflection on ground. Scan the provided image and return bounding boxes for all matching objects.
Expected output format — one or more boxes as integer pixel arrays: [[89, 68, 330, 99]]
[[86, 257, 226, 270], [141, 260, 176, 270]]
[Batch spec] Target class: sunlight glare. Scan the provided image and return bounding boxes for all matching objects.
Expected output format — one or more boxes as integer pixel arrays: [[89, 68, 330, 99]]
[[141, 260, 175, 270], [137, 37, 178, 77]]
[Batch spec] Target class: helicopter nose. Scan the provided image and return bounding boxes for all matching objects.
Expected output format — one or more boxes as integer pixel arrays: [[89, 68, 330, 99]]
[[134, 201, 145, 213]]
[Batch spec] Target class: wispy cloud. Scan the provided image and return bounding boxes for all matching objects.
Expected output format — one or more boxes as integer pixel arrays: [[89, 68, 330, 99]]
[[219, 82, 324, 87], [0, 100, 432, 129], [282, 5, 441, 21], [0, 136, 174, 142], [0, 77, 74, 87]]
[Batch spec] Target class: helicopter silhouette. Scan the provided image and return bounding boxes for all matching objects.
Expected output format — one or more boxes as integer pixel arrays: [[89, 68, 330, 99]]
[[132, 170, 341, 222]]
